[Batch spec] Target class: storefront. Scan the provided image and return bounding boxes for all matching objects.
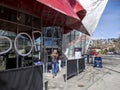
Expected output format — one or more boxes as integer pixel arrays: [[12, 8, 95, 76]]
[[0, 0, 89, 70]]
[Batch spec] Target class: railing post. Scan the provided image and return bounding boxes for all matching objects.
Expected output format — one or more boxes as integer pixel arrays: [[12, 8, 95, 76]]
[[77, 59, 79, 75]]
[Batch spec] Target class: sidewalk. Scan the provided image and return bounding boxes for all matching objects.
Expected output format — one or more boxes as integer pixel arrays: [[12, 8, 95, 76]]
[[45, 62, 120, 90], [44, 67, 66, 90], [88, 64, 120, 90]]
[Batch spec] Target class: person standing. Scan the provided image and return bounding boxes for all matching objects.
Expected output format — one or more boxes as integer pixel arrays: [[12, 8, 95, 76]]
[[51, 50, 58, 78]]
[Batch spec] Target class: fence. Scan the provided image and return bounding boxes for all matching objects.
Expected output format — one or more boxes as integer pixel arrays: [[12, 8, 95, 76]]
[[0, 65, 43, 90], [67, 59, 78, 79], [66, 58, 85, 80], [78, 58, 85, 73]]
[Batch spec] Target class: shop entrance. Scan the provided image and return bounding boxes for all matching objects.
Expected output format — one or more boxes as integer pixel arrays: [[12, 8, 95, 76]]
[[42, 26, 63, 72], [0, 5, 63, 71]]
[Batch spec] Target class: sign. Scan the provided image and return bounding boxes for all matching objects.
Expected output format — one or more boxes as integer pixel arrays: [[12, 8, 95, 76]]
[[0, 31, 42, 56], [74, 48, 82, 59]]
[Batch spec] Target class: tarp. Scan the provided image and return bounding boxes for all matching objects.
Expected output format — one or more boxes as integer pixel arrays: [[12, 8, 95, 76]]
[[0, 65, 43, 90], [78, 0, 108, 36], [78, 0, 108, 51]]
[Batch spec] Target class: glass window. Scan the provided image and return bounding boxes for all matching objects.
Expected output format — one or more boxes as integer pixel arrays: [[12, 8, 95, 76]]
[[18, 12, 26, 25], [0, 6, 41, 29], [46, 48, 52, 55], [43, 27, 52, 37], [33, 17, 41, 29], [15, 33, 32, 54], [53, 27, 62, 38], [0, 20, 17, 34], [44, 38, 54, 46], [0, 37, 10, 52], [0, 6, 43, 69], [0, 6, 17, 22], [53, 29, 59, 38], [25, 14, 32, 26], [18, 25, 32, 33]]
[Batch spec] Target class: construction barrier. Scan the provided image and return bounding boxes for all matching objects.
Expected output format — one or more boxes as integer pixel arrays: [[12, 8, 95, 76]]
[[0, 65, 43, 90], [78, 58, 85, 73], [67, 59, 78, 79], [66, 58, 85, 80]]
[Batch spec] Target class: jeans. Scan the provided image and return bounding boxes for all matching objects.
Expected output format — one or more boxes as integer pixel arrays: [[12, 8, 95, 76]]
[[52, 62, 58, 76]]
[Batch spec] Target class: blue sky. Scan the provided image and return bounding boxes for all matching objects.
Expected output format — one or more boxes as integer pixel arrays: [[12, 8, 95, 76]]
[[92, 0, 120, 39]]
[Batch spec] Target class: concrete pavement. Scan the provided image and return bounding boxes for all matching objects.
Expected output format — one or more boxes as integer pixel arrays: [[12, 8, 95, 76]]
[[45, 55, 120, 90]]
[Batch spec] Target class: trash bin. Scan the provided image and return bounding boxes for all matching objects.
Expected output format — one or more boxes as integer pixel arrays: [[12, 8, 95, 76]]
[[94, 57, 102, 68]]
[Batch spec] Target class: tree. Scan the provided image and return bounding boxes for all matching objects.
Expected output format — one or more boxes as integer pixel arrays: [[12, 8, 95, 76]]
[[109, 47, 115, 52]]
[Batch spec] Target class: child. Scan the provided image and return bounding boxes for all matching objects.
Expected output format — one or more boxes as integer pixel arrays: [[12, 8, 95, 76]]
[[58, 55, 62, 72]]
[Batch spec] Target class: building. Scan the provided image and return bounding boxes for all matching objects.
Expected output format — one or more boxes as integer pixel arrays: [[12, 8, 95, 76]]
[[0, 0, 90, 70], [0, 0, 108, 70]]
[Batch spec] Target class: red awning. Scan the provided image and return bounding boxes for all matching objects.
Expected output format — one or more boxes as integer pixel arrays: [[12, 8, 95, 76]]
[[37, 0, 89, 35], [66, 0, 86, 20], [37, 0, 80, 20], [63, 0, 88, 34], [0, 0, 89, 35], [36, 0, 82, 26]]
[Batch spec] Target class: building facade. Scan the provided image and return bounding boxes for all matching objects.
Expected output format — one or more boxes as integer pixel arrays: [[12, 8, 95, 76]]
[[0, 0, 108, 70]]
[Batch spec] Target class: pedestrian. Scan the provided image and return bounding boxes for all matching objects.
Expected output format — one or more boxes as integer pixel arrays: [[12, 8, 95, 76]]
[[58, 55, 62, 72], [51, 49, 58, 78]]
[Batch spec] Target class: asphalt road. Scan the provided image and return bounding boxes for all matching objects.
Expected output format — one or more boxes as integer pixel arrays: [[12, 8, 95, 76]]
[[102, 55, 120, 68]]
